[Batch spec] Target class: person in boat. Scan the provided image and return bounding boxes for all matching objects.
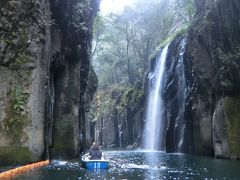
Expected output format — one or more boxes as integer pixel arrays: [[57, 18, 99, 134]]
[[89, 142, 102, 160]]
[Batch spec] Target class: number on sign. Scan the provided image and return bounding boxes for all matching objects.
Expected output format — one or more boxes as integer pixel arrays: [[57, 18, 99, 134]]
[[94, 163, 101, 168]]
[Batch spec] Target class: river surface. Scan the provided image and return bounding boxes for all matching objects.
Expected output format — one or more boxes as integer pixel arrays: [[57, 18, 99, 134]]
[[10, 151, 240, 179]]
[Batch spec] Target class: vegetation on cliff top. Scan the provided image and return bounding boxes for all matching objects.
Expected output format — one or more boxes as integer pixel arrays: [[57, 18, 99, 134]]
[[90, 0, 195, 123], [92, 0, 195, 90], [90, 85, 144, 122]]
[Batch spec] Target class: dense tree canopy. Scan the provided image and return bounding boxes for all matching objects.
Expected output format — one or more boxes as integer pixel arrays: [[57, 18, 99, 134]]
[[92, 0, 195, 89]]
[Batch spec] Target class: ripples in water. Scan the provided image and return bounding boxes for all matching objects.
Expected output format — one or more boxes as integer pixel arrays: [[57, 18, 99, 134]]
[[10, 151, 240, 180]]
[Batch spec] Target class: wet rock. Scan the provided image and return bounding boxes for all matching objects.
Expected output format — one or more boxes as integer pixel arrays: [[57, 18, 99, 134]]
[[182, 0, 240, 157], [223, 96, 240, 159], [0, 0, 51, 164], [48, 0, 100, 159], [91, 86, 145, 149], [0, 0, 100, 164], [212, 99, 230, 158], [162, 0, 240, 158]]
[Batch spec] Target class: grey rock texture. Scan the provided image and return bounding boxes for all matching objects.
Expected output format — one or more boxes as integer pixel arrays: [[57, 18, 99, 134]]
[[164, 0, 240, 158], [0, 0, 51, 164], [184, 0, 240, 158], [47, 0, 100, 159], [212, 99, 230, 158], [86, 0, 240, 160], [91, 85, 144, 149], [0, 0, 99, 164]]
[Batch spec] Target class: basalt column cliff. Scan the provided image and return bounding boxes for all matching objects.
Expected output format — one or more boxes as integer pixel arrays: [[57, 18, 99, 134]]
[[164, 0, 240, 159], [0, 0, 99, 164]]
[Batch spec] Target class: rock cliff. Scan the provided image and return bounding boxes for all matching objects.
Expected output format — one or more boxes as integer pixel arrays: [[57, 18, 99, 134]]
[[90, 85, 145, 149], [48, 0, 99, 159], [0, 0, 51, 165], [92, 0, 240, 159], [0, 0, 99, 164], [164, 0, 240, 159]]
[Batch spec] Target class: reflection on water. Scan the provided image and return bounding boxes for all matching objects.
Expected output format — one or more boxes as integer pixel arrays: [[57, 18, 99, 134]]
[[9, 151, 240, 180], [144, 151, 163, 179]]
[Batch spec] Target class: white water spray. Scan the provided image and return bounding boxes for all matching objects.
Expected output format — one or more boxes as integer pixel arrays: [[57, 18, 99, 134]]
[[175, 38, 187, 152], [143, 44, 169, 151]]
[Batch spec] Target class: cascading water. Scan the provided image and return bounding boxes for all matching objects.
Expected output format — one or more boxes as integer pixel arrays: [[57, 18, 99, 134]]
[[143, 44, 169, 151], [175, 39, 187, 152]]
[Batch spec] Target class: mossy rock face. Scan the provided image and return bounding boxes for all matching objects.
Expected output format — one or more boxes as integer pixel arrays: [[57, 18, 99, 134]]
[[4, 86, 28, 142], [0, 0, 46, 66], [0, 146, 32, 166], [91, 86, 144, 121], [52, 113, 75, 158], [3, 70, 31, 144], [119, 86, 144, 111], [224, 96, 240, 158]]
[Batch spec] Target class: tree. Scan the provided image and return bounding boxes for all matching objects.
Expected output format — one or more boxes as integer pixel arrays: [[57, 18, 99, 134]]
[[92, 0, 196, 90]]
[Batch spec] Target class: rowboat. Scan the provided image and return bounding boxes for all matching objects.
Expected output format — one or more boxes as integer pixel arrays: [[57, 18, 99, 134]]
[[81, 153, 109, 170]]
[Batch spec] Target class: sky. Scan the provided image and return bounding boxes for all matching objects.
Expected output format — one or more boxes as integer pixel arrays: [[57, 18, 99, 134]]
[[100, 0, 137, 15]]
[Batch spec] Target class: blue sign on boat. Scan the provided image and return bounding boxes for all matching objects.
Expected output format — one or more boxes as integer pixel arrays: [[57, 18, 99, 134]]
[[81, 153, 109, 170]]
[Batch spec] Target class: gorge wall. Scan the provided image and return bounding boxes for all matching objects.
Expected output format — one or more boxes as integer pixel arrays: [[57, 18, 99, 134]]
[[92, 0, 240, 159], [185, 0, 240, 158], [0, 0, 99, 165], [48, 0, 99, 159], [90, 85, 145, 149], [162, 0, 240, 159]]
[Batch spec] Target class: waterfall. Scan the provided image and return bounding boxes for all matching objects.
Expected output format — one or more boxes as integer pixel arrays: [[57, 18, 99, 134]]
[[174, 39, 187, 152], [143, 44, 169, 151]]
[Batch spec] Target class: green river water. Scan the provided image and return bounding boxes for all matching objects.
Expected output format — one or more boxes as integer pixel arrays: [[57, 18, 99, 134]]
[[3, 151, 240, 179]]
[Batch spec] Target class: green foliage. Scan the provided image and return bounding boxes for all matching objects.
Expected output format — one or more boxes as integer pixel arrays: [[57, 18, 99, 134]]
[[90, 0, 196, 125], [90, 85, 144, 123], [16, 52, 30, 64], [119, 86, 144, 109], [155, 24, 191, 54], [4, 85, 28, 140], [19, 27, 29, 44], [92, 0, 196, 90], [90, 87, 119, 121], [13, 85, 27, 111], [0, 38, 14, 46]]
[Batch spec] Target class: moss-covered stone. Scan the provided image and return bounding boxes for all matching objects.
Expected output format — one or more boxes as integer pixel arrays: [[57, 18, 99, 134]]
[[4, 88, 28, 143], [224, 96, 240, 158], [119, 86, 144, 110], [52, 113, 75, 157], [3, 70, 31, 144], [0, 146, 32, 165], [15, 52, 30, 65], [153, 24, 191, 57], [0, 0, 46, 66], [91, 85, 144, 122]]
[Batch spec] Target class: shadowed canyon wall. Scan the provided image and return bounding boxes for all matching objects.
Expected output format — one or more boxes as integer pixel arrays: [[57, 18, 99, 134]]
[[92, 0, 240, 159], [90, 85, 145, 149], [159, 0, 240, 158], [184, 0, 240, 158], [0, 0, 99, 164], [48, 0, 99, 159]]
